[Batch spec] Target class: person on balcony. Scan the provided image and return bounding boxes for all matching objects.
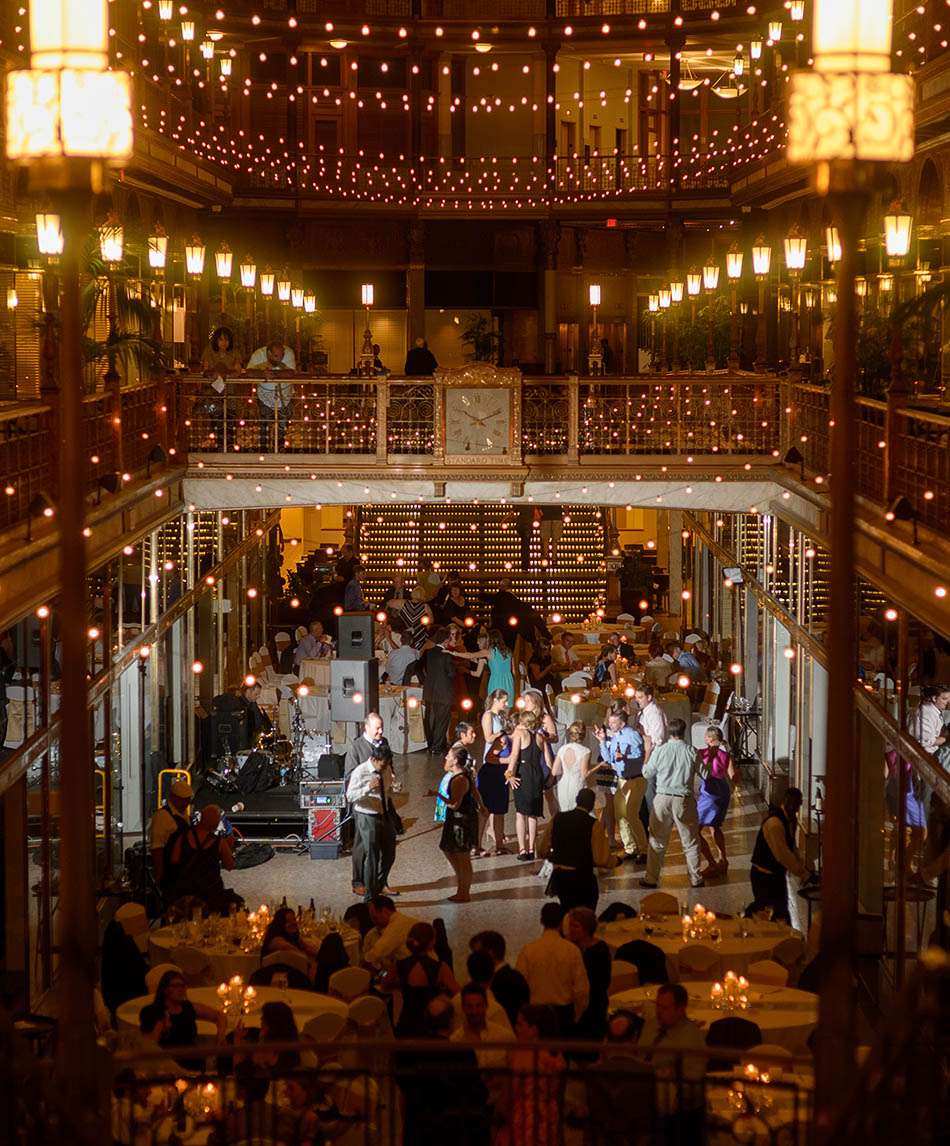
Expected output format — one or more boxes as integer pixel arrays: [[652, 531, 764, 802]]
[[343, 564, 367, 612], [246, 339, 295, 451], [199, 326, 242, 451], [404, 337, 438, 376]]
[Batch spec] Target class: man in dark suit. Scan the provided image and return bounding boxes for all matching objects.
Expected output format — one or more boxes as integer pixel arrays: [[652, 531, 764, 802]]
[[469, 930, 530, 1030], [344, 712, 395, 897], [422, 628, 457, 754], [488, 579, 549, 650], [545, 788, 619, 912]]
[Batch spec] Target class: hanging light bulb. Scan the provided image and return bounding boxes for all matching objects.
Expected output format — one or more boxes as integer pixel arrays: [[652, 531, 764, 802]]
[[148, 224, 167, 271], [98, 213, 124, 264], [214, 242, 232, 280], [185, 234, 206, 277], [259, 267, 275, 296], [35, 212, 63, 256], [239, 256, 257, 289], [726, 243, 743, 280]]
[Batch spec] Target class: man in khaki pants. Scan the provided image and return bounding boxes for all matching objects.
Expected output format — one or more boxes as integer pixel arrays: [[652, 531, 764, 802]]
[[594, 710, 648, 862], [638, 718, 705, 889]]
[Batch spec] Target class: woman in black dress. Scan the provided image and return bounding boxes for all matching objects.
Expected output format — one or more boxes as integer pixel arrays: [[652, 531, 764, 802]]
[[153, 969, 226, 1068], [394, 922, 458, 1037], [437, 747, 480, 901], [505, 710, 547, 861]]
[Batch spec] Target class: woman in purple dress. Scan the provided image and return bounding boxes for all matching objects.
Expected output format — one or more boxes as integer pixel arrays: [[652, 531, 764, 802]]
[[697, 725, 736, 878]]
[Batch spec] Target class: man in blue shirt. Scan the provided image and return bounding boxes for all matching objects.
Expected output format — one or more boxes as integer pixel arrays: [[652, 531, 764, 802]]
[[594, 710, 647, 863], [343, 565, 367, 612], [669, 641, 704, 681]]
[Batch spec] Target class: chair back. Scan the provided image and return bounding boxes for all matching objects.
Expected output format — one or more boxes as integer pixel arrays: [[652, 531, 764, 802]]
[[706, 1016, 764, 1069], [145, 963, 182, 995], [115, 902, 148, 937], [348, 994, 389, 1034], [747, 959, 789, 987], [771, 936, 806, 973], [598, 900, 637, 923], [249, 964, 312, 991], [676, 944, 722, 981], [302, 1011, 348, 1044], [329, 966, 372, 1001], [169, 945, 212, 987], [562, 672, 590, 689], [752, 1043, 794, 1060], [262, 948, 310, 978], [639, 891, 680, 917], [614, 940, 669, 986], [616, 613, 636, 623], [608, 960, 640, 995]]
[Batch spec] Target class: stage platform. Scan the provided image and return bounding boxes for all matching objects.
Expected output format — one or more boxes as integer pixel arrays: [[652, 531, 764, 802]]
[[194, 776, 308, 845]]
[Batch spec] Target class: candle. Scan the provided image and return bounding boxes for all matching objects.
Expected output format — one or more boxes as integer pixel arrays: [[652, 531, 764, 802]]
[[216, 983, 227, 998]]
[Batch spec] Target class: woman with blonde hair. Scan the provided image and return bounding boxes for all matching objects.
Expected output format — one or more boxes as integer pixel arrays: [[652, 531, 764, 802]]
[[505, 710, 548, 861], [478, 689, 511, 854], [551, 722, 592, 814]]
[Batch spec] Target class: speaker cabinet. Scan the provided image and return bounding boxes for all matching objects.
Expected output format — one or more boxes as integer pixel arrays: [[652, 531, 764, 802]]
[[330, 658, 379, 723], [337, 612, 375, 659]]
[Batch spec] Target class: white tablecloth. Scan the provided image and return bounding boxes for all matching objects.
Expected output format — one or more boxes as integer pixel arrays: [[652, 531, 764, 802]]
[[707, 1069, 814, 1145], [599, 918, 795, 980], [611, 982, 818, 1053], [148, 922, 361, 984], [117, 986, 347, 1037]]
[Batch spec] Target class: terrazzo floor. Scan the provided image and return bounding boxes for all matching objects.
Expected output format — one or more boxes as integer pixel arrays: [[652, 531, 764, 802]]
[[225, 750, 796, 957]]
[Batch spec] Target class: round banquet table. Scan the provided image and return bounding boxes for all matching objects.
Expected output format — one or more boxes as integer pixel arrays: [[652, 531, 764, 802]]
[[148, 921, 361, 984], [610, 982, 818, 1053], [599, 917, 796, 981], [706, 1068, 814, 1146], [116, 985, 348, 1039]]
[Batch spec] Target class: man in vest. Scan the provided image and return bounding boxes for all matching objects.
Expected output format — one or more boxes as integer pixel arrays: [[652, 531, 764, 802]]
[[545, 789, 618, 911], [749, 787, 812, 923], [148, 779, 192, 899]]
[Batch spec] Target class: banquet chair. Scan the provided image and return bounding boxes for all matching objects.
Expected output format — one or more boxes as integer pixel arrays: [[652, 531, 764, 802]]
[[114, 902, 150, 954], [747, 959, 789, 987], [262, 949, 310, 979], [706, 1017, 764, 1071], [771, 937, 807, 984], [751, 1043, 794, 1060], [608, 960, 640, 995], [562, 672, 590, 690], [598, 900, 637, 923], [145, 964, 181, 994], [347, 994, 391, 1037], [676, 944, 722, 981], [616, 613, 636, 623], [639, 891, 680, 916], [302, 1011, 348, 1044], [614, 940, 669, 986], [328, 966, 372, 1001], [170, 945, 212, 987], [249, 964, 311, 991]]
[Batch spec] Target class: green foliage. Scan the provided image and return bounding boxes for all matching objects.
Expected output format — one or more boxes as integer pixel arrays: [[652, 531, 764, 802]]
[[642, 295, 732, 370], [854, 304, 892, 398], [460, 313, 500, 363]]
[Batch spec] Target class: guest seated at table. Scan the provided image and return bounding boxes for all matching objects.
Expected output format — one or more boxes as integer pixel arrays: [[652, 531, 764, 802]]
[[363, 894, 420, 969], [100, 915, 148, 1018], [551, 630, 580, 673], [584, 1010, 654, 1145], [123, 1003, 192, 1077], [637, 982, 706, 1137], [165, 805, 241, 918], [153, 969, 226, 1061], [666, 640, 705, 682], [382, 623, 420, 685], [312, 932, 350, 994], [452, 950, 515, 1035], [293, 619, 332, 666], [528, 638, 562, 696], [235, 1000, 310, 1072], [394, 921, 459, 1037], [260, 906, 320, 979], [593, 646, 618, 689]]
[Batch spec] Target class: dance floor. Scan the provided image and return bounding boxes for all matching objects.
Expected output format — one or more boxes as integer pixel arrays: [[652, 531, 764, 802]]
[[225, 750, 789, 956]]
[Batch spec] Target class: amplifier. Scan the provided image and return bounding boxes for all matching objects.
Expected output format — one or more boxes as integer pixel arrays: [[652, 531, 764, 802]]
[[307, 807, 342, 859], [299, 779, 346, 809]]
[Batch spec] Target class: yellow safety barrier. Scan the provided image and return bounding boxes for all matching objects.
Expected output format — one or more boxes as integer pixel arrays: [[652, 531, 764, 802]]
[[157, 767, 192, 813]]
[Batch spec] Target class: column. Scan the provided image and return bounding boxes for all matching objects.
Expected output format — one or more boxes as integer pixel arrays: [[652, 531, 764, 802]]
[[3, 781, 29, 1003], [436, 54, 452, 157], [407, 221, 426, 347], [772, 620, 793, 774], [451, 56, 466, 158], [531, 54, 546, 156], [743, 586, 759, 706], [544, 42, 558, 159], [574, 228, 589, 370], [667, 511, 683, 609], [538, 221, 560, 373], [856, 711, 885, 918], [623, 232, 640, 374], [809, 659, 828, 804]]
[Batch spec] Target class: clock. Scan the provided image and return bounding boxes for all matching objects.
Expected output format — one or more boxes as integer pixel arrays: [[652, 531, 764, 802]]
[[444, 386, 512, 457]]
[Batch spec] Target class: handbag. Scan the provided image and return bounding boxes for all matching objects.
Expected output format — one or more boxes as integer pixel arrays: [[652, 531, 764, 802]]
[[386, 803, 405, 837]]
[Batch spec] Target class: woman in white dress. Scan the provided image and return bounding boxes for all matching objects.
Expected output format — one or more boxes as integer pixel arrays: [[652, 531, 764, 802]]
[[551, 721, 592, 814]]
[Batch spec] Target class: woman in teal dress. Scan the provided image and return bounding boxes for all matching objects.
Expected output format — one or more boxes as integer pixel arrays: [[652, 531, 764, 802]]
[[487, 629, 516, 699]]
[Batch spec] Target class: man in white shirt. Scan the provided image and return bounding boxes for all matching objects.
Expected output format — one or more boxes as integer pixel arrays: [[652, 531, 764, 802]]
[[451, 983, 514, 1070], [912, 687, 950, 754], [515, 902, 589, 1034], [635, 683, 668, 842], [246, 340, 295, 451], [362, 895, 418, 969], [346, 756, 396, 900]]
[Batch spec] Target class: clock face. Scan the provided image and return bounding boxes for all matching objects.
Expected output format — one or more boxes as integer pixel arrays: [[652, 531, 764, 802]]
[[444, 387, 511, 455]]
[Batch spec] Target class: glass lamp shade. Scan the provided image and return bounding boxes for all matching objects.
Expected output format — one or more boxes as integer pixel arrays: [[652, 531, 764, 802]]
[[215, 243, 232, 280], [825, 225, 842, 264], [878, 273, 893, 293], [702, 262, 720, 291], [813, 0, 893, 73], [855, 277, 868, 298], [239, 258, 257, 289], [181, 20, 195, 42], [648, 294, 659, 313], [670, 280, 684, 303], [361, 283, 374, 306], [788, 70, 914, 163], [658, 288, 671, 309], [803, 287, 816, 308], [259, 269, 275, 296], [30, 0, 109, 69], [7, 288, 18, 310], [219, 56, 232, 77], [734, 53, 744, 78], [752, 237, 772, 277], [291, 287, 304, 308], [185, 236, 206, 276], [35, 212, 63, 256], [148, 228, 167, 270], [200, 40, 214, 60], [768, 21, 782, 42], [726, 245, 743, 280], [98, 217, 123, 263], [158, 0, 173, 19], [784, 226, 807, 272], [790, 1, 806, 21], [588, 284, 601, 307], [686, 269, 702, 297], [883, 202, 912, 258], [277, 278, 291, 302], [303, 292, 316, 313], [751, 39, 763, 60]]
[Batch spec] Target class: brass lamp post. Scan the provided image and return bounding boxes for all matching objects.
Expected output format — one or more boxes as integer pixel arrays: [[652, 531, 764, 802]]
[[5, 2, 132, 1138], [788, 1, 914, 1135], [726, 243, 743, 369]]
